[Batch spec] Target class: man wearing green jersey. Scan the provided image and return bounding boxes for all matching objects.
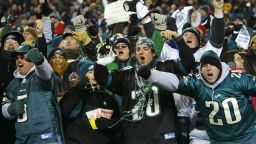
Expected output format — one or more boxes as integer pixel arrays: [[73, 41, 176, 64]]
[[138, 50, 256, 143]]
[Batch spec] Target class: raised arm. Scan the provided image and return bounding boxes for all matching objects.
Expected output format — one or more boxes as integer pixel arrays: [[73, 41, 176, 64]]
[[138, 67, 180, 91], [209, 0, 224, 48], [25, 48, 53, 81]]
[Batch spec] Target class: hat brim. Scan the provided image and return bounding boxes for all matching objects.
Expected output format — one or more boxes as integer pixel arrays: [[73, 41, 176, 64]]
[[114, 38, 131, 46], [62, 32, 74, 39]]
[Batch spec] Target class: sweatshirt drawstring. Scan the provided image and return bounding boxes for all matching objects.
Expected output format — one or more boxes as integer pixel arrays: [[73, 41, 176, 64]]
[[211, 88, 214, 101]]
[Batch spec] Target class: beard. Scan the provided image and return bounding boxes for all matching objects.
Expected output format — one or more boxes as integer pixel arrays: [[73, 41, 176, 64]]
[[63, 49, 80, 59], [50, 59, 69, 76]]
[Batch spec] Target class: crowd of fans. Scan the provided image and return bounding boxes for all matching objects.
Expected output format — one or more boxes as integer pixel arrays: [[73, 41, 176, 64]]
[[0, 0, 256, 144]]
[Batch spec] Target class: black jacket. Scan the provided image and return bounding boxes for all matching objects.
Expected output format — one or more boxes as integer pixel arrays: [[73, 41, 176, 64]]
[[0, 53, 16, 144], [93, 36, 195, 144], [60, 87, 122, 144]]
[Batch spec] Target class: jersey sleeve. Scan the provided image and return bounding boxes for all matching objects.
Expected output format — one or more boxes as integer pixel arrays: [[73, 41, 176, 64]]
[[176, 74, 198, 99], [238, 73, 256, 96]]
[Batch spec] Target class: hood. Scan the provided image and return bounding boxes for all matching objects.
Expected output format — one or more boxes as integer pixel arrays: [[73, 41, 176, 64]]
[[13, 66, 35, 79], [199, 62, 230, 89]]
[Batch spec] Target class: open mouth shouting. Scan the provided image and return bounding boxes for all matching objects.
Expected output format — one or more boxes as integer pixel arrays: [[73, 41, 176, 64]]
[[207, 72, 214, 79], [17, 62, 24, 69], [116, 48, 129, 61], [186, 40, 192, 44], [139, 56, 145, 64], [118, 51, 124, 56], [17, 62, 26, 73]]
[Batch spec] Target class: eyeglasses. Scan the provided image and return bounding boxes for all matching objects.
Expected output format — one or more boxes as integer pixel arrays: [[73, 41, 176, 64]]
[[114, 45, 128, 49]]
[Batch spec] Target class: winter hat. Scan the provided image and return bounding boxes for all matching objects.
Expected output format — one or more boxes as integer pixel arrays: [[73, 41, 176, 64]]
[[182, 27, 201, 45], [200, 50, 222, 71], [1, 31, 25, 47], [62, 32, 75, 39], [64, 25, 76, 33], [78, 60, 95, 77], [114, 37, 131, 48], [47, 48, 67, 61], [110, 33, 124, 43], [24, 27, 37, 40], [15, 44, 32, 54], [12, 44, 32, 58], [136, 37, 155, 51]]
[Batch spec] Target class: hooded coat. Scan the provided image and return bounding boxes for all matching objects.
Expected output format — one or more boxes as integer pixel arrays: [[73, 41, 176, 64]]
[[148, 62, 256, 143]]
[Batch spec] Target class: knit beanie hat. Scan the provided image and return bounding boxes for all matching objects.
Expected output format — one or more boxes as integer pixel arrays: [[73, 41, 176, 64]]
[[182, 27, 201, 45], [136, 37, 155, 51], [1, 31, 25, 46], [47, 48, 67, 61], [15, 44, 32, 54], [65, 25, 76, 33], [114, 37, 131, 48], [78, 60, 95, 77], [200, 50, 222, 71]]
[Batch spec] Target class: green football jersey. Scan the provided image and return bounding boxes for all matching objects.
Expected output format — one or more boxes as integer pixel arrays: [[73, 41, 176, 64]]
[[177, 71, 256, 143]]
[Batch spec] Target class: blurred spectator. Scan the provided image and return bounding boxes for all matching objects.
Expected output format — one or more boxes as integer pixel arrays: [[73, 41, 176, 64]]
[[0, 31, 24, 144], [48, 48, 71, 101]]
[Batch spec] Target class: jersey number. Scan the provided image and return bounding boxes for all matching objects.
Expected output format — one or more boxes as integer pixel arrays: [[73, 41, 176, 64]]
[[205, 98, 241, 125], [131, 86, 160, 119], [146, 86, 160, 117]]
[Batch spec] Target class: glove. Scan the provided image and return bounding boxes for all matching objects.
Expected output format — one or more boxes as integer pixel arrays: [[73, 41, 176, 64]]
[[71, 15, 87, 32], [95, 117, 111, 129], [40, 0, 52, 16], [150, 13, 167, 30], [138, 66, 151, 80], [7, 100, 25, 116], [25, 48, 44, 65], [87, 25, 98, 37], [233, 24, 243, 32], [73, 31, 92, 45], [97, 39, 112, 56], [77, 76, 89, 91], [94, 63, 109, 86], [224, 27, 233, 37], [166, 16, 177, 31], [69, 72, 79, 88], [151, 13, 167, 25], [136, 1, 149, 19], [129, 14, 139, 24], [98, 44, 110, 56], [213, 0, 224, 10], [160, 30, 179, 40]]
